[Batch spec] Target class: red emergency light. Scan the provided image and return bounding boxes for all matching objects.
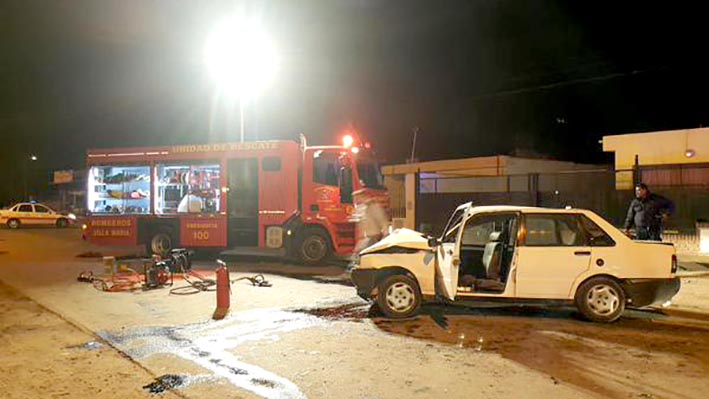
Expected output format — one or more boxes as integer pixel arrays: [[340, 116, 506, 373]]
[[343, 135, 354, 148]]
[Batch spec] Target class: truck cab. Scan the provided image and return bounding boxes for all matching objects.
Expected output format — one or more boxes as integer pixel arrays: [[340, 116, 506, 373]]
[[298, 145, 388, 263]]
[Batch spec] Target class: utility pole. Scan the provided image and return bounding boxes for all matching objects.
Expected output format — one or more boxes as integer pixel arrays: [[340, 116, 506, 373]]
[[409, 126, 419, 163]]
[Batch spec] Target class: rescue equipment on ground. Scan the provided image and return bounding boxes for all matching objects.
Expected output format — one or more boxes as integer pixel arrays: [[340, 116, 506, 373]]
[[77, 249, 193, 292], [78, 251, 271, 301]]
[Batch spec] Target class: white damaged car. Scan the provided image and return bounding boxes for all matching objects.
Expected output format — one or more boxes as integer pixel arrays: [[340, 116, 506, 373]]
[[351, 204, 680, 322]]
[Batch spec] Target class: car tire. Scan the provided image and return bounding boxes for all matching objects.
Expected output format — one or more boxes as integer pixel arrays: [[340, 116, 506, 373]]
[[56, 218, 68, 228], [575, 276, 626, 323], [150, 231, 173, 257], [7, 219, 20, 229], [376, 274, 422, 319], [295, 227, 331, 265]]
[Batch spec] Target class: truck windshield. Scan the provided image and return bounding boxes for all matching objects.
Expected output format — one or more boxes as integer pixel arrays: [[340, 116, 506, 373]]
[[356, 159, 384, 189]]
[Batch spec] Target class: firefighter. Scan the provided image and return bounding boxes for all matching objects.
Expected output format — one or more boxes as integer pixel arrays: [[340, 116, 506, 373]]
[[353, 195, 389, 254], [624, 183, 675, 241]]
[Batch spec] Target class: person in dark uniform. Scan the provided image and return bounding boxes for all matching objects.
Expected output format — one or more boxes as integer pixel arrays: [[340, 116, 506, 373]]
[[624, 183, 675, 241]]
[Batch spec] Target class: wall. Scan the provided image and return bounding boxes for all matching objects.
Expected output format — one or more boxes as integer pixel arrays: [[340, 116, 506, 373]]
[[603, 128, 709, 189], [414, 171, 707, 235]]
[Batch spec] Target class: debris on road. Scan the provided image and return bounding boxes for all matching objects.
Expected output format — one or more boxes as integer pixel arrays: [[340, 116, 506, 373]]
[[142, 374, 186, 394], [65, 341, 103, 351]]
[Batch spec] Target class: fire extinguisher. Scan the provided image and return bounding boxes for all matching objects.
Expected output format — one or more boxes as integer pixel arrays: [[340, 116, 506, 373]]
[[213, 260, 230, 320]]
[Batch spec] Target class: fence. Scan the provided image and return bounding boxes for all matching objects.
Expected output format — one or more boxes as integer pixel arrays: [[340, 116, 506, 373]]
[[395, 167, 709, 237]]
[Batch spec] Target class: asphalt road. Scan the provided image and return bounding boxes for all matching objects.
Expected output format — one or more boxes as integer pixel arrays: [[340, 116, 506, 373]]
[[1, 227, 708, 399]]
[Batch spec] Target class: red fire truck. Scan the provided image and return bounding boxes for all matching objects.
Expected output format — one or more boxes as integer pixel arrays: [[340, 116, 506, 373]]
[[82, 135, 388, 264]]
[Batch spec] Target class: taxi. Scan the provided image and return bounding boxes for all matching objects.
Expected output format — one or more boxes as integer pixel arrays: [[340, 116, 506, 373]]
[[0, 202, 76, 229]]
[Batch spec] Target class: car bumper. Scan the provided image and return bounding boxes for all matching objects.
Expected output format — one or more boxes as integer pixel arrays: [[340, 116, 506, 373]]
[[622, 277, 681, 308], [351, 268, 378, 300]]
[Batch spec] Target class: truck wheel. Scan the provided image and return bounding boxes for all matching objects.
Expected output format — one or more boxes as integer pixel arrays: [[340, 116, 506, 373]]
[[376, 274, 422, 319], [295, 227, 331, 265], [150, 231, 173, 257], [56, 218, 68, 228], [575, 277, 626, 323], [7, 219, 20, 229]]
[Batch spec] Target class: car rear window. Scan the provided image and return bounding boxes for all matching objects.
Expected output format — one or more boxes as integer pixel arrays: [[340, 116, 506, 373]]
[[580, 215, 615, 246]]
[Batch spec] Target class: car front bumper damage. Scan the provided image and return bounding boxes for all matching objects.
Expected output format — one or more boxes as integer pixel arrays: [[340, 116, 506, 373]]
[[622, 277, 681, 308], [351, 268, 378, 300]]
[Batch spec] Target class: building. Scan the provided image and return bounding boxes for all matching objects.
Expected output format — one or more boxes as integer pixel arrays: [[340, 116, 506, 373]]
[[50, 169, 86, 213], [603, 127, 709, 189], [383, 155, 607, 233], [603, 127, 709, 252]]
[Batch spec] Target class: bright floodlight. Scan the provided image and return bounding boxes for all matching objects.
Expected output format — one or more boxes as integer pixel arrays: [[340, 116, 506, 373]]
[[343, 135, 354, 148], [205, 17, 278, 101], [30, 155, 38, 161]]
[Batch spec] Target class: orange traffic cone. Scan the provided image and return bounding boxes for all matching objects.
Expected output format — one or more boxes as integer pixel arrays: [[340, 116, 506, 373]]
[[212, 260, 230, 320]]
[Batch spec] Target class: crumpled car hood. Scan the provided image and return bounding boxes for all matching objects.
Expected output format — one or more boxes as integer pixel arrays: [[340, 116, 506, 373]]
[[359, 228, 431, 255]]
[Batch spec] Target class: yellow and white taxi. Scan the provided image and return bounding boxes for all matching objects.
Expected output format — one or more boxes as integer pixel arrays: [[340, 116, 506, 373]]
[[351, 204, 680, 322], [0, 202, 76, 229]]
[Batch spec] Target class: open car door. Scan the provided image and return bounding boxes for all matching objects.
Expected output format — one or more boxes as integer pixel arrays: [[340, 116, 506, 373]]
[[435, 203, 472, 300]]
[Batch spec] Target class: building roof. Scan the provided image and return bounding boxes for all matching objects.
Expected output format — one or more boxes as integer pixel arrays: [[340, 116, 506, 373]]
[[382, 155, 605, 177]]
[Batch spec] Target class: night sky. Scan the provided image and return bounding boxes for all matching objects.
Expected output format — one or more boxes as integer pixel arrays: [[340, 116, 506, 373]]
[[2, 1, 708, 203]]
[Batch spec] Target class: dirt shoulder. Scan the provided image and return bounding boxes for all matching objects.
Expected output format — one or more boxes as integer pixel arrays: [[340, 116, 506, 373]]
[[0, 281, 182, 399]]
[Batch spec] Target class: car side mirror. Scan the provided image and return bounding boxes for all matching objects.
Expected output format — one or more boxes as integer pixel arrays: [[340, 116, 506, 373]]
[[427, 237, 440, 248]]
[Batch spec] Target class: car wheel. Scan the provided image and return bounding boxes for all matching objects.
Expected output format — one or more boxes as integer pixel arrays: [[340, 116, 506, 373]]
[[56, 218, 68, 228], [150, 231, 173, 257], [7, 219, 20, 229], [295, 228, 331, 265], [575, 277, 626, 323], [376, 274, 422, 319]]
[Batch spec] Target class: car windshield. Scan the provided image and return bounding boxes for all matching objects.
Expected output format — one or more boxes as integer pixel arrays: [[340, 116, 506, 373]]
[[356, 157, 384, 189]]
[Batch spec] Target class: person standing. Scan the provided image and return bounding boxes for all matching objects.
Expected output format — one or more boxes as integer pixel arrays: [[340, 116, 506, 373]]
[[624, 183, 675, 241], [353, 196, 389, 253]]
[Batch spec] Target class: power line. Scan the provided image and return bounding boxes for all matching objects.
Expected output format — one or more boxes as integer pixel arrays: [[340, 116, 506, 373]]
[[472, 66, 668, 101]]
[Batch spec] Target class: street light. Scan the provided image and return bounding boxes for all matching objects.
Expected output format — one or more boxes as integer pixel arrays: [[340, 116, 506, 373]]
[[24, 155, 38, 200], [204, 17, 278, 142]]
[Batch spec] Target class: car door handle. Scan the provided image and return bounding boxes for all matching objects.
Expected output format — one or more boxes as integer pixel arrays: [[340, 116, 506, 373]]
[[574, 251, 591, 256]]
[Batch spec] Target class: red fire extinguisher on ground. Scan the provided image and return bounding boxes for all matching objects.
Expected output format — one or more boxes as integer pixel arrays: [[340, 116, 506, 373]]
[[213, 260, 230, 320]]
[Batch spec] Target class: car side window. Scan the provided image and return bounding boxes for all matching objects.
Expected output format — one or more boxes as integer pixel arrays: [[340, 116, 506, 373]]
[[18, 204, 33, 212], [525, 214, 584, 246], [34, 205, 50, 213], [580, 215, 615, 246]]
